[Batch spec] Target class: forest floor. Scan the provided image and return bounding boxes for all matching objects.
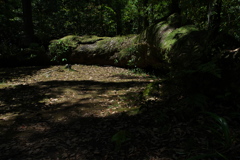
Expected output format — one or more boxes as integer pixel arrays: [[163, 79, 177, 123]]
[[0, 65, 239, 160]]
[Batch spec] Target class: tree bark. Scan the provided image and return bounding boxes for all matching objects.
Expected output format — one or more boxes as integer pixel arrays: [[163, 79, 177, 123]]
[[208, 0, 222, 36], [143, 0, 149, 29], [116, 6, 122, 35], [98, 0, 105, 36], [112, 0, 124, 35], [22, 0, 35, 45], [137, 0, 149, 33]]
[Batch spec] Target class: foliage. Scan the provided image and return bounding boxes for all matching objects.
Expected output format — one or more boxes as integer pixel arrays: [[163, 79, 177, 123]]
[[187, 112, 232, 160], [123, 46, 139, 67], [48, 40, 72, 63], [48, 35, 85, 63], [1, 0, 240, 159], [205, 112, 232, 149], [159, 30, 240, 112], [143, 81, 160, 98], [1, 0, 239, 66]]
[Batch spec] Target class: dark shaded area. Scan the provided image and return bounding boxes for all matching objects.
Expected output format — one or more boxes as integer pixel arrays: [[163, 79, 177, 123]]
[[0, 66, 50, 82], [109, 74, 151, 80], [0, 80, 149, 115], [0, 67, 240, 159], [1, 80, 166, 160], [0, 51, 50, 67], [165, 30, 240, 110]]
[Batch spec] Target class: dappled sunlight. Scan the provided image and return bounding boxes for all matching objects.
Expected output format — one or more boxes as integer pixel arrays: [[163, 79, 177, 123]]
[[0, 66, 51, 84], [1, 0, 239, 158], [0, 65, 157, 159]]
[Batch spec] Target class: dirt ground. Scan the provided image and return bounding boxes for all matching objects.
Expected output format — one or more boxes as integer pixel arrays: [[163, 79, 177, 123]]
[[0, 65, 164, 160], [1, 65, 239, 160]]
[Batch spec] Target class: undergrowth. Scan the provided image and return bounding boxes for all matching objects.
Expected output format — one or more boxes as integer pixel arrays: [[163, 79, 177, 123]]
[[136, 33, 240, 159]]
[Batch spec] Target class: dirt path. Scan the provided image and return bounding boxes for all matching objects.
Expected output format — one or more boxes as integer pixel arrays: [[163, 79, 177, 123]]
[[0, 65, 152, 117], [1, 65, 167, 160], [2, 65, 238, 160]]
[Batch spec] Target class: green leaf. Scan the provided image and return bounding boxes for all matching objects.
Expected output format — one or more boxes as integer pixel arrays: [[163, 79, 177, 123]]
[[204, 112, 232, 148], [187, 152, 228, 160], [62, 58, 67, 62], [197, 61, 221, 78]]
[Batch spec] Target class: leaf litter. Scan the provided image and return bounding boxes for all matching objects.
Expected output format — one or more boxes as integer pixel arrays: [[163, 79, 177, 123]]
[[0, 65, 167, 160], [1, 65, 239, 160]]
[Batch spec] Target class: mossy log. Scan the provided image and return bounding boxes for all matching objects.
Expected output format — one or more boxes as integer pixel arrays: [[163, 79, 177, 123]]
[[48, 14, 239, 71]]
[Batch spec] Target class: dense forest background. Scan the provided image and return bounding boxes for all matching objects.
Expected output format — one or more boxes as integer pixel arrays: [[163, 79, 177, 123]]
[[0, 0, 240, 67]]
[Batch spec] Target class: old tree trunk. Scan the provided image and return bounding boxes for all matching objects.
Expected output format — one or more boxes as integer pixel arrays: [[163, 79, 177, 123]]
[[49, 14, 239, 72]]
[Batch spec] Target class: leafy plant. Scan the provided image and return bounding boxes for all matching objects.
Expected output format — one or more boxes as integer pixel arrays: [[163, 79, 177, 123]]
[[143, 81, 160, 98], [114, 58, 119, 64], [187, 112, 232, 160], [197, 60, 221, 78], [205, 112, 232, 149], [131, 67, 146, 75], [48, 40, 72, 63], [187, 152, 228, 160], [127, 55, 137, 67], [118, 44, 139, 66]]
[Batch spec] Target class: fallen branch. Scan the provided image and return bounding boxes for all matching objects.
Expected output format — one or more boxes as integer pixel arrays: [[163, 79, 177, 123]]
[[228, 47, 240, 53]]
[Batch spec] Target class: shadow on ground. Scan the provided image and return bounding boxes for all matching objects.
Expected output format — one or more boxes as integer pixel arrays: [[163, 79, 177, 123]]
[[0, 79, 176, 160], [0, 66, 51, 83]]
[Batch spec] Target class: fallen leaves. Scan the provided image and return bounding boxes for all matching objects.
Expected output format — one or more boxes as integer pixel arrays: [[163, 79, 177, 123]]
[[1, 65, 221, 160]]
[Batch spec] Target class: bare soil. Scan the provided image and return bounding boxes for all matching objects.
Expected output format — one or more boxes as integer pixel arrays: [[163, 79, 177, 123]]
[[0, 65, 164, 160], [1, 65, 239, 160]]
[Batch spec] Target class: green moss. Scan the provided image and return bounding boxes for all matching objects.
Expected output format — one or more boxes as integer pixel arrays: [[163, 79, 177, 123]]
[[96, 35, 137, 58], [78, 35, 108, 43], [161, 25, 197, 50], [49, 35, 110, 62], [143, 81, 160, 98], [53, 35, 79, 48], [52, 35, 108, 48]]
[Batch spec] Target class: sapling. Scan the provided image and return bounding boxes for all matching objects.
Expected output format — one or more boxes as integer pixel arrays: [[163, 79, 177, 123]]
[[65, 64, 72, 69], [62, 58, 72, 69]]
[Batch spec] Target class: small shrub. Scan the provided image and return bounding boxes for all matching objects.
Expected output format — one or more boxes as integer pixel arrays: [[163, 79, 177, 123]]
[[187, 112, 233, 160], [205, 112, 232, 149], [143, 81, 161, 98], [162, 31, 240, 112], [48, 40, 72, 63]]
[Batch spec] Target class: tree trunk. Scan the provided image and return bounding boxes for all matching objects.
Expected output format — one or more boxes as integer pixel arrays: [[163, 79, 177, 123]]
[[116, 6, 122, 35], [112, 0, 124, 35], [143, 0, 149, 29], [207, 0, 222, 37], [137, 0, 149, 33], [22, 0, 35, 46], [98, 0, 105, 36]]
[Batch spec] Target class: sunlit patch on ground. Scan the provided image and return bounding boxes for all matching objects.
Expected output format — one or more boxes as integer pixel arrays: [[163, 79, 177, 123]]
[[0, 65, 157, 159]]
